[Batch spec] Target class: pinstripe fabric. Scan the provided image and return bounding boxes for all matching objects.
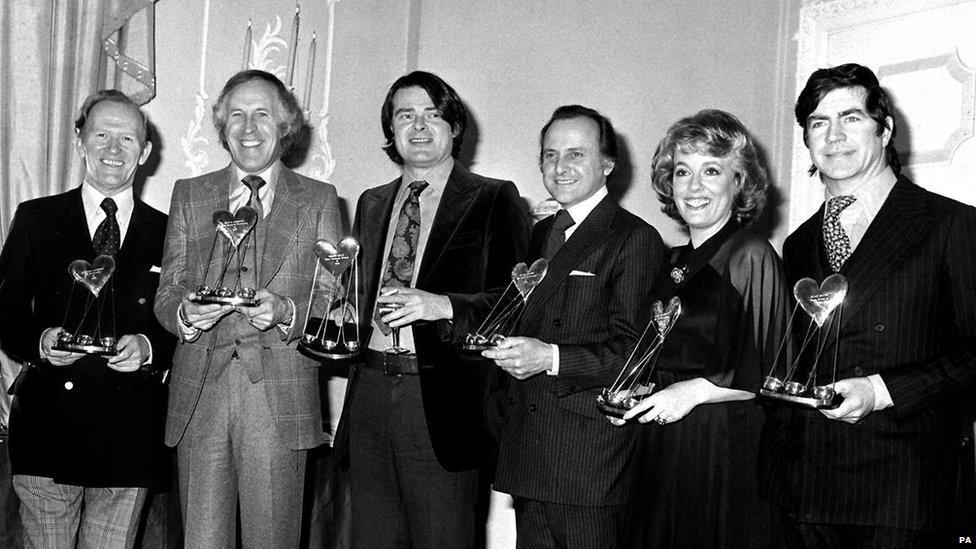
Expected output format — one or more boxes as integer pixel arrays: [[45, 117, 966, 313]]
[[759, 177, 976, 532], [494, 197, 667, 511]]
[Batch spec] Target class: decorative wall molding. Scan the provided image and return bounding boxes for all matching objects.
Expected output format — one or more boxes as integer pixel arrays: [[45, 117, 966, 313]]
[[181, 0, 212, 176]]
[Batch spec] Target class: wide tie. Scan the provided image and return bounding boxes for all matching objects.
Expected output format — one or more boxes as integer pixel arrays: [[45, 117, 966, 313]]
[[92, 197, 120, 257], [543, 209, 575, 260], [242, 175, 266, 219], [823, 195, 856, 272], [374, 180, 428, 335]]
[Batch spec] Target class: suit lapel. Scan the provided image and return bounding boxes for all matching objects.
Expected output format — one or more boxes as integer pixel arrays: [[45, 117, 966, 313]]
[[260, 167, 306, 287], [520, 197, 617, 324], [359, 179, 400, 313], [417, 164, 481, 286], [838, 178, 933, 322], [790, 209, 828, 284], [113, 201, 152, 286]]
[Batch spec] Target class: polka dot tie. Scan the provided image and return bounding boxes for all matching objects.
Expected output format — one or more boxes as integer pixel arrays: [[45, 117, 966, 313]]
[[374, 180, 428, 335], [92, 198, 120, 257], [823, 195, 856, 272]]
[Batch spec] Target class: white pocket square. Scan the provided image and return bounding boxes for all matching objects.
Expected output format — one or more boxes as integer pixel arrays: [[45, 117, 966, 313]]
[[569, 270, 595, 277], [150, 265, 161, 273]]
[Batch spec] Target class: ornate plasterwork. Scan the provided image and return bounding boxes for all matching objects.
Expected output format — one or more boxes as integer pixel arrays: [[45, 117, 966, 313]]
[[181, 0, 212, 176]]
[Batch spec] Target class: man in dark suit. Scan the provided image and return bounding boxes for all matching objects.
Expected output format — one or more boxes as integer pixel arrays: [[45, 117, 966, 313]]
[[0, 90, 174, 547], [154, 70, 341, 547], [760, 63, 976, 545], [334, 71, 529, 547], [484, 105, 666, 547]]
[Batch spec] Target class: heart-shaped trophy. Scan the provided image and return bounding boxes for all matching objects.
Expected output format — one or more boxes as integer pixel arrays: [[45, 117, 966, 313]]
[[69, 255, 115, 297], [195, 207, 260, 305], [300, 237, 363, 360], [55, 255, 119, 355], [761, 274, 848, 408], [597, 296, 682, 418], [462, 259, 549, 353]]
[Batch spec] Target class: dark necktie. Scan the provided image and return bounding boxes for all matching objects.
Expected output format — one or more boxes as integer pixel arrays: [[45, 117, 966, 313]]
[[544, 209, 575, 260], [374, 180, 428, 335], [242, 175, 266, 218], [823, 195, 856, 272], [92, 197, 120, 257]]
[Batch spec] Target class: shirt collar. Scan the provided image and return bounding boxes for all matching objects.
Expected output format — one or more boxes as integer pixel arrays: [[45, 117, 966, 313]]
[[233, 161, 280, 198], [399, 157, 454, 198], [81, 181, 134, 219], [824, 166, 896, 216], [564, 185, 608, 226]]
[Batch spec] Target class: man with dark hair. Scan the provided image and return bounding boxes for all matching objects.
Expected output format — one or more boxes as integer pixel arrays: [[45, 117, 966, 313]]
[[334, 70, 529, 547], [154, 69, 341, 546], [484, 105, 666, 546], [760, 63, 976, 545], [0, 89, 174, 547]]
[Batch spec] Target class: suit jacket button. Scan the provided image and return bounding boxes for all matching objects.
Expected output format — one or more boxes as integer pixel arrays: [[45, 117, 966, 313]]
[[507, 397, 516, 405], [234, 339, 242, 345], [529, 404, 538, 412], [874, 323, 885, 332], [854, 367, 864, 376], [64, 381, 73, 390], [553, 319, 562, 327], [241, 266, 248, 272]]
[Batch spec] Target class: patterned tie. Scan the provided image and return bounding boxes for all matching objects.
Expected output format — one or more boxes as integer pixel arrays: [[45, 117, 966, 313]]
[[823, 195, 856, 272], [242, 175, 266, 218], [544, 209, 575, 260], [373, 180, 428, 335], [92, 198, 120, 257]]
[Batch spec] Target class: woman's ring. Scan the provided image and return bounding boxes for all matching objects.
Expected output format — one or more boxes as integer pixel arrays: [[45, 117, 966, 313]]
[[656, 417, 668, 425]]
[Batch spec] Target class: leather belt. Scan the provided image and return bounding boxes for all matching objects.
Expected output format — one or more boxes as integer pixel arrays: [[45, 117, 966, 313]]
[[362, 349, 429, 376]]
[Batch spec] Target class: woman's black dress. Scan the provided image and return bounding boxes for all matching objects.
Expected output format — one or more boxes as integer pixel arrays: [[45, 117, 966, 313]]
[[628, 220, 788, 548]]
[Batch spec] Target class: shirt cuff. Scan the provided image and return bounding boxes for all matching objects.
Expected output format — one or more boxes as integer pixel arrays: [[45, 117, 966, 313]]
[[546, 344, 559, 376], [178, 305, 201, 342], [137, 334, 153, 365], [276, 298, 297, 336], [868, 373, 893, 411]]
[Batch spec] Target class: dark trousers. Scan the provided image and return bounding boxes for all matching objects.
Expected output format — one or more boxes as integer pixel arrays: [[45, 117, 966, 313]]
[[513, 497, 626, 549], [348, 361, 479, 548], [781, 513, 936, 549]]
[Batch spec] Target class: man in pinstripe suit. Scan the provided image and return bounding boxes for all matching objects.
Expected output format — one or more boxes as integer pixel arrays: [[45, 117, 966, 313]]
[[485, 105, 666, 547], [760, 63, 976, 546]]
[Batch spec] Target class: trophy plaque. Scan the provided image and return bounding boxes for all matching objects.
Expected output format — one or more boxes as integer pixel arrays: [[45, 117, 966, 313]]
[[596, 297, 681, 418], [299, 237, 362, 360], [461, 259, 548, 354], [193, 207, 259, 306], [52, 255, 119, 355], [760, 274, 847, 408]]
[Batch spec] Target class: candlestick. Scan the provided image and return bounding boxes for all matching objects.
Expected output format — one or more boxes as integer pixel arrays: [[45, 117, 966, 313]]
[[303, 32, 316, 110], [241, 19, 252, 71], [320, 0, 336, 116], [286, 5, 300, 87]]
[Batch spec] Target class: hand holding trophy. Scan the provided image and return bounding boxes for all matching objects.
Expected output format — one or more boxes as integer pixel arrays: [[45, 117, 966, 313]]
[[760, 274, 848, 408], [461, 259, 548, 354], [193, 207, 260, 306], [596, 297, 681, 418]]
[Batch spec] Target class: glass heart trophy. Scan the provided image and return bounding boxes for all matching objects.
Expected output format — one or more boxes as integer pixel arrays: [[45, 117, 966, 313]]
[[193, 207, 260, 306], [299, 237, 362, 360], [461, 259, 548, 354], [760, 274, 848, 408], [52, 255, 119, 355], [596, 297, 681, 418]]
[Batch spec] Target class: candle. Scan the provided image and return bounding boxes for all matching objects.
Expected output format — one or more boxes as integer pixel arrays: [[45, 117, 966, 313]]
[[320, 0, 336, 116], [198, 0, 212, 95], [286, 5, 300, 87], [303, 32, 316, 110], [241, 19, 252, 71]]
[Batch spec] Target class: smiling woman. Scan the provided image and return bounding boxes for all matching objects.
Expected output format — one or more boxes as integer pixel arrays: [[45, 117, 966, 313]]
[[621, 109, 788, 547]]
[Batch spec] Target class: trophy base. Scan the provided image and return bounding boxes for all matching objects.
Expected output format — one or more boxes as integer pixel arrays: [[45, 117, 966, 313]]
[[53, 343, 118, 356], [595, 393, 651, 419], [298, 341, 360, 361], [760, 389, 843, 409], [193, 295, 257, 307]]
